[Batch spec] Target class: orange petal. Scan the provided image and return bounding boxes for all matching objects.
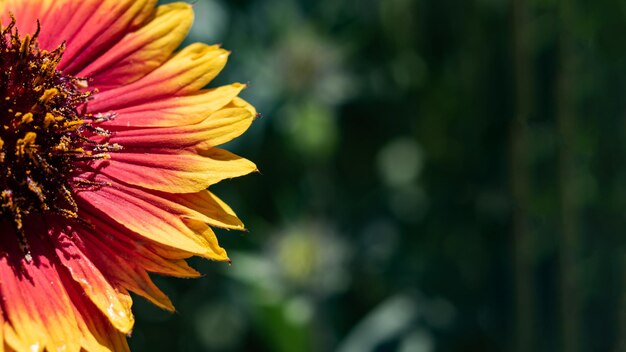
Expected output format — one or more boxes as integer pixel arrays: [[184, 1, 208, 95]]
[[0, 302, 4, 352], [184, 220, 229, 261], [0, 0, 55, 36], [56, 0, 158, 74], [2, 0, 158, 74], [89, 43, 229, 111], [4, 325, 22, 352], [0, 222, 81, 352], [77, 214, 201, 278], [72, 233, 176, 311], [171, 190, 245, 231], [85, 252, 176, 312], [80, 3, 194, 88], [60, 272, 130, 352], [86, 147, 256, 193], [75, 175, 229, 260], [105, 106, 255, 153], [53, 219, 179, 311], [52, 227, 135, 334], [228, 96, 258, 116], [100, 83, 246, 128]]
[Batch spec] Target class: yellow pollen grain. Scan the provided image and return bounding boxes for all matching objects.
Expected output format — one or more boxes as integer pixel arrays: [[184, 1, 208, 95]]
[[43, 113, 56, 128], [64, 120, 83, 127], [15, 132, 37, 157], [62, 120, 83, 132], [39, 88, 59, 103], [22, 132, 37, 144], [21, 112, 33, 124]]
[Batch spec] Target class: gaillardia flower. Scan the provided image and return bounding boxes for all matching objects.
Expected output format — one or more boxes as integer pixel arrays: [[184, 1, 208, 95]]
[[0, 0, 256, 350]]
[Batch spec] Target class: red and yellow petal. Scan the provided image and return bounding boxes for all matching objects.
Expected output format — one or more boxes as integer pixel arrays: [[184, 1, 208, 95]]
[[85, 148, 256, 193], [55, 0, 157, 74], [77, 247, 176, 312], [62, 275, 130, 352], [0, 227, 81, 352], [1, 0, 157, 73], [0, 220, 129, 352], [52, 228, 135, 334], [76, 214, 201, 278], [89, 43, 229, 111], [0, 0, 56, 35], [171, 190, 246, 231], [75, 175, 231, 260], [104, 106, 255, 154], [79, 3, 194, 89], [100, 83, 247, 128]]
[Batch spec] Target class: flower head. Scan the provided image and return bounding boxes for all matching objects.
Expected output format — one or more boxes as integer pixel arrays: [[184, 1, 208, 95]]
[[0, 1, 256, 350]]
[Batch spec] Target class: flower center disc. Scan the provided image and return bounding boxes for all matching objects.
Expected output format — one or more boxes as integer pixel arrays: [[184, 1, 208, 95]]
[[0, 19, 106, 231]]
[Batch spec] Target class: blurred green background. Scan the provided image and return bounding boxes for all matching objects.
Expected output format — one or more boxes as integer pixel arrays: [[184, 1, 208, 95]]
[[133, 0, 626, 351]]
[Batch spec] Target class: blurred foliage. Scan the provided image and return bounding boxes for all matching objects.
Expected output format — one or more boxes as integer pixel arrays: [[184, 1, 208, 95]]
[[133, 0, 626, 351]]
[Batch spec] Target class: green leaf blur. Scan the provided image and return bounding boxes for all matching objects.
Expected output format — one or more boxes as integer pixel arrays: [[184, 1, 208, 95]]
[[135, 0, 625, 351]]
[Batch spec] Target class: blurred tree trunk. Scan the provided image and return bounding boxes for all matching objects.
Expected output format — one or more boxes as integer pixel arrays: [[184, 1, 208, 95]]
[[556, 1, 580, 351], [510, 0, 534, 350], [616, 254, 626, 352]]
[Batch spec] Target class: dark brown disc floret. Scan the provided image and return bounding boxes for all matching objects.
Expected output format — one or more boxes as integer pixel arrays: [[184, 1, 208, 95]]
[[0, 18, 118, 259]]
